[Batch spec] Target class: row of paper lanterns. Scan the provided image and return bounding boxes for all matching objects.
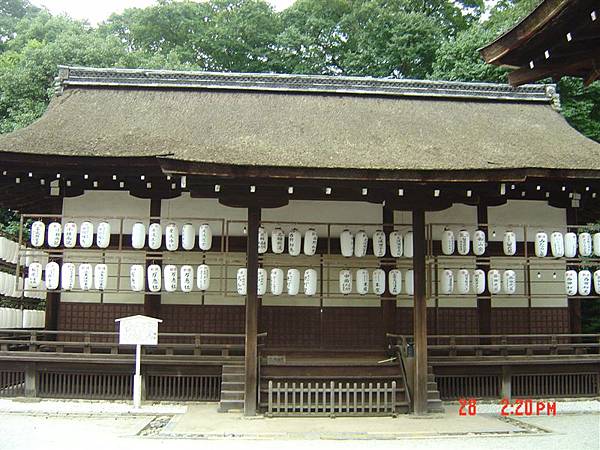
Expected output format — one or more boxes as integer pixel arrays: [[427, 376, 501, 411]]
[[0, 308, 45, 329], [0, 272, 44, 299], [130, 264, 210, 292], [131, 222, 213, 251], [440, 269, 516, 295], [339, 230, 412, 258], [0, 236, 21, 264], [236, 268, 319, 296], [31, 221, 111, 249], [564, 270, 600, 296]]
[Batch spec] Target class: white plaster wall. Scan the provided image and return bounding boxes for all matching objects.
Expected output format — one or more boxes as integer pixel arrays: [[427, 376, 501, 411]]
[[488, 200, 566, 242]]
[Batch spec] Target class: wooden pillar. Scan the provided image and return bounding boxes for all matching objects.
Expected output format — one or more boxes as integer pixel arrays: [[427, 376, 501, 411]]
[[244, 206, 260, 416], [45, 199, 63, 331], [412, 209, 428, 415], [144, 198, 161, 318], [381, 206, 396, 338], [477, 204, 491, 338], [567, 207, 581, 334]]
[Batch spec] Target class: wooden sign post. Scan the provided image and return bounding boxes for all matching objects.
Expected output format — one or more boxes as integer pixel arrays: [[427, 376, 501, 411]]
[[115, 315, 162, 409]]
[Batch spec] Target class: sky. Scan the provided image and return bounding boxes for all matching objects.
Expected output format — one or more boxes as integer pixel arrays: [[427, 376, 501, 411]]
[[30, 0, 297, 25]]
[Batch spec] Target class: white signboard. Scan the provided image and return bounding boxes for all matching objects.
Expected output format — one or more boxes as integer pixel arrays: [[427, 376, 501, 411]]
[[115, 315, 162, 409], [116, 315, 161, 346]]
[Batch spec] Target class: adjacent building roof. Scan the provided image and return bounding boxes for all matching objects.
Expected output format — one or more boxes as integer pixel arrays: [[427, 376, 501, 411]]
[[479, 0, 600, 86], [0, 65, 599, 174]]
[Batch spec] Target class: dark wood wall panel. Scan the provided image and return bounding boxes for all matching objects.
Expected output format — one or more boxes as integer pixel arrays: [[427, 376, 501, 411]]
[[436, 308, 479, 335], [261, 306, 321, 348], [321, 307, 384, 348], [491, 308, 530, 334], [159, 305, 245, 334], [530, 308, 570, 334], [58, 303, 144, 331]]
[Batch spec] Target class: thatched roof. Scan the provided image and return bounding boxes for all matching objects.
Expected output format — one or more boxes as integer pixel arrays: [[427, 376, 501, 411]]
[[0, 66, 599, 172]]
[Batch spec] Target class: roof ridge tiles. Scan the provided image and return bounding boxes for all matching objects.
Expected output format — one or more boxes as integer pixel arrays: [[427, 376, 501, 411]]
[[56, 65, 554, 103]]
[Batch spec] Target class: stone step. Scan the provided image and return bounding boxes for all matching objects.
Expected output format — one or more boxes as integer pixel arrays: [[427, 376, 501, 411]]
[[223, 365, 245, 373], [428, 381, 437, 390], [218, 399, 244, 413], [428, 398, 444, 413], [221, 390, 245, 401], [221, 381, 245, 391], [427, 390, 441, 400], [222, 373, 245, 383]]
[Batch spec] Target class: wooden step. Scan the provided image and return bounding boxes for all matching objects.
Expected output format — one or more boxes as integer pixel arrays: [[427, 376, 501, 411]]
[[222, 373, 244, 383], [218, 399, 244, 413], [221, 390, 245, 401], [221, 381, 244, 391], [222, 364, 245, 373]]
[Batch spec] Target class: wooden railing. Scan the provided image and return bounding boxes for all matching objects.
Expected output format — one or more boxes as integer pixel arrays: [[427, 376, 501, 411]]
[[387, 333, 600, 359], [0, 330, 267, 360], [386, 333, 412, 410]]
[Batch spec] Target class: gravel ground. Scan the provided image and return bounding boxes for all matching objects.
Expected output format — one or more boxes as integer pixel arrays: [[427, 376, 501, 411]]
[[0, 399, 597, 450]]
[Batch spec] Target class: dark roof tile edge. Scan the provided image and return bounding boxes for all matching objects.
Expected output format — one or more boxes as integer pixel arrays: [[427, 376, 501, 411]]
[[55, 65, 555, 103]]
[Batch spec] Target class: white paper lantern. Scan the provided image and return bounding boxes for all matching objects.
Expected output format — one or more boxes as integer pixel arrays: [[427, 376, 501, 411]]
[[593, 233, 600, 257], [130, 265, 145, 292], [534, 231, 548, 257], [457, 269, 470, 294], [236, 268, 247, 295], [198, 223, 212, 251], [77, 263, 93, 291], [550, 232, 564, 257], [503, 270, 516, 295], [354, 230, 368, 257], [356, 269, 369, 295], [61, 221, 76, 248], [28, 262, 42, 288], [163, 265, 177, 292], [340, 230, 354, 257], [441, 229, 455, 255], [148, 264, 162, 292], [339, 269, 352, 295], [79, 221, 94, 249], [0, 237, 7, 261], [487, 269, 501, 294], [14, 309, 22, 329], [61, 263, 76, 290], [257, 268, 267, 296], [181, 223, 196, 250], [44, 261, 59, 290], [271, 227, 285, 254], [288, 228, 302, 256], [473, 269, 486, 294], [441, 269, 454, 294], [578, 270, 592, 296], [23, 310, 33, 329], [565, 270, 578, 296], [30, 221, 45, 247], [372, 269, 386, 295], [148, 223, 162, 250], [304, 229, 318, 256], [131, 222, 146, 249], [165, 223, 179, 251], [303, 268, 318, 296], [593, 270, 600, 294], [389, 231, 403, 257], [388, 269, 402, 295], [257, 226, 268, 254], [405, 270, 414, 295], [95, 222, 111, 249], [197, 264, 210, 291], [579, 232, 592, 257], [404, 232, 414, 258], [473, 230, 486, 256], [179, 265, 193, 292], [94, 264, 107, 290], [373, 230, 386, 257], [270, 268, 284, 295], [286, 268, 300, 295], [47, 222, 62, 248], [456, 230, 470, 256], [503, 231, 517, 256], [564, 232, 577, 258]]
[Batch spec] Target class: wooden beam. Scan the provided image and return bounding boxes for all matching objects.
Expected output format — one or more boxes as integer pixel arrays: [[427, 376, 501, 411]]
[[412, 208, 428, 415], [381, 206, 396, 338], [44, 201, 64, 331], [567, 207, 582, 335], [476, 204, 491, 340], [244, 206, 260, 416]]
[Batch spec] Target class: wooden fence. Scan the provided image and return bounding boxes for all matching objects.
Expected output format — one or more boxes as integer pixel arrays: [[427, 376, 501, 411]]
[[267, 380, 397, 416]]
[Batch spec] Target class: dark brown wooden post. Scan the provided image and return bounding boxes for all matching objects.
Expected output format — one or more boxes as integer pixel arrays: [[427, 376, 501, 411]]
[[412, 208, 428, 415], [45, 198, 63, 331], [477, 204, 491, 339], [244, 206, 260, 416], [381, 206, 396, 339], [144, 198, 161, 318], [566, 207, 581, 334]]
